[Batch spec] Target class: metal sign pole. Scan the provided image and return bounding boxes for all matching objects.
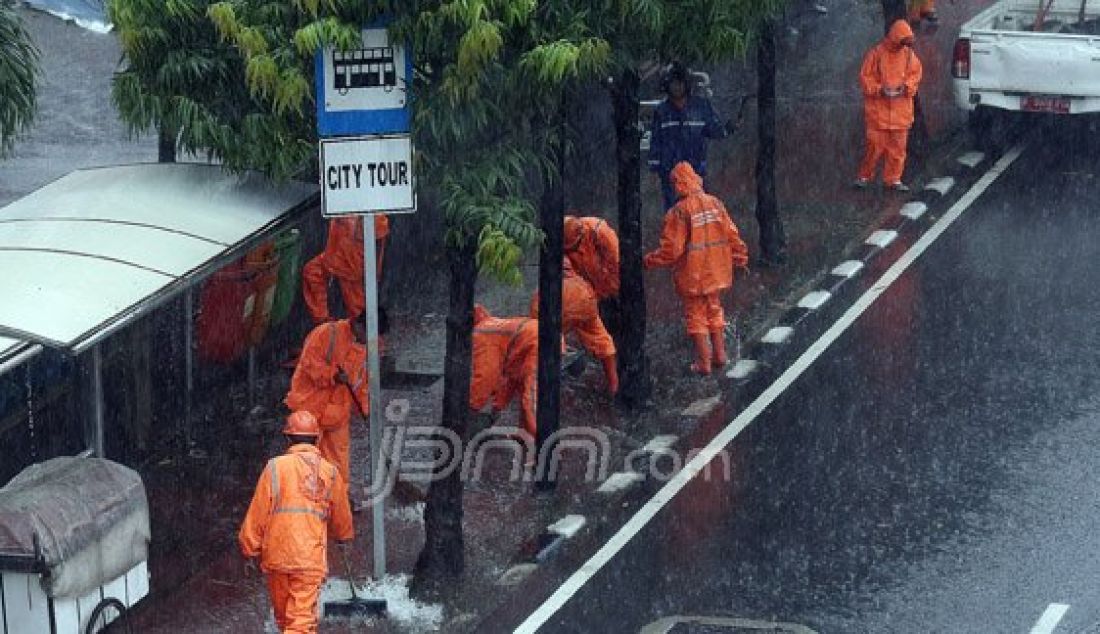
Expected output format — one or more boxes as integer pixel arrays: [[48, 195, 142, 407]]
[[362, 216, 386, 578]]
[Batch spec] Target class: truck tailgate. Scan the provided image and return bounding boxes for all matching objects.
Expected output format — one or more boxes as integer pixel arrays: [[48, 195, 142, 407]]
[[970, 31, 1100, 96]]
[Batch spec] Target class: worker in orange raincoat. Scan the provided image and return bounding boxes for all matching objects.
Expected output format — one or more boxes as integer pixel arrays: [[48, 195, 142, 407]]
[[301, 215, 389, 324], [855, 19, 923, 192], [563, 215, 620, 301], [529, 258, 618, 395], [644, 162, 749, 375], [239, 411, 354, 634], [284, 317, 368, 489], [468, 305, 539, 437]]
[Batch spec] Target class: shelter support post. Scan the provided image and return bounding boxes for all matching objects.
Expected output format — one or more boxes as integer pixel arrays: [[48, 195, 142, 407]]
[[363, 217, 386, 578], [184, 289, 194, 445], [92, 344, 104, 458], [247, 346, 256, 408]]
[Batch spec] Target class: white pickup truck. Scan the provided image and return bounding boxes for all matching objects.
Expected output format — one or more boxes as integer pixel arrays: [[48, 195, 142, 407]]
[[952, 0, 1100, 146]]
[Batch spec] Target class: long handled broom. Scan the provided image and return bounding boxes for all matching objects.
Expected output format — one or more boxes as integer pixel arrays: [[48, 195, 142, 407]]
[[323, 544, 387, 619]]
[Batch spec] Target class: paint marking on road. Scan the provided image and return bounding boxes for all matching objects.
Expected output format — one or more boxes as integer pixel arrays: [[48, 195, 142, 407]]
[[513, 143, 1026, 634], [1030, 603, 1070, 634]]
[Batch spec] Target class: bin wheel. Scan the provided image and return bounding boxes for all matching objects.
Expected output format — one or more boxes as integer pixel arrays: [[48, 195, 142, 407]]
[[85, 597, 131, 634]]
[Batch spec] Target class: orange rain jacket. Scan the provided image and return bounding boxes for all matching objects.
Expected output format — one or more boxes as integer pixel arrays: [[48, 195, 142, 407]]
[[528, 259, 616, 360], [469, 307, 539, 434], [284, 320, 368, 482], [860, 20, 923, 131], [563, 216, 620, 299], [239, 444, 354, 574], [319, 215, 390, 281], [643, 162, 749, 297]]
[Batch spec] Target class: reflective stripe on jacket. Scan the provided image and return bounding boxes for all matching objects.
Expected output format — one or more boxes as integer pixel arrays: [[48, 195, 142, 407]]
[[644, 162, 749, 297]]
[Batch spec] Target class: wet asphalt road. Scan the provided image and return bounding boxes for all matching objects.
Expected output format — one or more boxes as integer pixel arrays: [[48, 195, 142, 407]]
[[516, 121, 1100, 634]]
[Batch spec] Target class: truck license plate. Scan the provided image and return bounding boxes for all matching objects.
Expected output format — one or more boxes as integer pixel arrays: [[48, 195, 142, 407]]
[[1021, 95, 1070, 114]]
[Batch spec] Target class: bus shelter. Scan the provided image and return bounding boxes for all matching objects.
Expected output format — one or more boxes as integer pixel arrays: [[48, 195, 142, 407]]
[[0, 163, 317, 461]]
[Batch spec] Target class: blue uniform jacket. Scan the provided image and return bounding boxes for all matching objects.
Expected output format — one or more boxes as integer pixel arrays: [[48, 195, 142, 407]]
[[647, 96, 727, 178]]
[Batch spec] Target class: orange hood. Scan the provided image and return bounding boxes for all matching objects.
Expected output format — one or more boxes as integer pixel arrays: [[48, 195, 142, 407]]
[[670, 162, 704, 200], [885, 19, 914, 51]]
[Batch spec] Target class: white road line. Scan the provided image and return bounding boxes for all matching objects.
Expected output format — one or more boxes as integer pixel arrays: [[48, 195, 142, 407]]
[[1030, 603, 1070, 634], [513, 143, 1027, 634]]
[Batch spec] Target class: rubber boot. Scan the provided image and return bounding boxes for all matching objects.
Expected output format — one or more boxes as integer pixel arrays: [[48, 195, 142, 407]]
[[690, 334, 712, 375], [710, 331, 728, 368], [601, 355, 619, 395]]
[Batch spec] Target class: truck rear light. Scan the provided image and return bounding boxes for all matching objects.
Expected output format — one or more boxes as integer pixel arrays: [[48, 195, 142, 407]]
[[953, 38, 971, 79]]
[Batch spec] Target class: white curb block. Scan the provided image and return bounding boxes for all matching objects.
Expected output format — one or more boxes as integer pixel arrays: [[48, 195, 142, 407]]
[[761, 326, 794, 344], [831, 260, 864, 278], [681, 395, 721, 417], [548, 515, 587, 538], [957, 151, 985, 168], [865, 230, 898, 249], [727, 359, 760, 380], [926, 176, 955, 195], [642, 435, 678, 454], [798, 290, 831, 310], [597, 471, 645, 494], [900, 201, 928, 221]]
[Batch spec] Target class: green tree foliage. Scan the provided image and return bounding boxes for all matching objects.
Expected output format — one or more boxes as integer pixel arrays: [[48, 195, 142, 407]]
[[0, 1, 39, 158], [110, 0, 319, 176]]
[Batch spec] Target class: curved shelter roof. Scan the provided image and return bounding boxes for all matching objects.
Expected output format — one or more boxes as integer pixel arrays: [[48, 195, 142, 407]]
[[0, 163, 317, 361]]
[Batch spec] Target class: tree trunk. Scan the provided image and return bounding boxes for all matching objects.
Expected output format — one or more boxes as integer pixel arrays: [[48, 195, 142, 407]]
[[414, 239, 476, 580], [880, 0, 908, 30], [158, 125, 176, 163], [535, 107, 565, 487], [610, 67, 650, 410], [755, 17, 786, 265]]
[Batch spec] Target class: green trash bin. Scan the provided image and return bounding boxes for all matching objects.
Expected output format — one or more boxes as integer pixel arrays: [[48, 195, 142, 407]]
[[270, 228, 303, 326]]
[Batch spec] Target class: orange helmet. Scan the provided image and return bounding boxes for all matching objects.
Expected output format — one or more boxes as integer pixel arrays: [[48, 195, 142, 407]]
[[283, 411, 320, 437]]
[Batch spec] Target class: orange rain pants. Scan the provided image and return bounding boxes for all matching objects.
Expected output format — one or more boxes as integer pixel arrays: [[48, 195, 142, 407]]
[[267, 570, 326, 634], [682, 294, 726, 336], [469, 309, 539, 436], [302, 215, 389, 323], [858, 129, 910, 185], [529, 262, 616, 360], [644, 162, 748, 337], [284, 320, 368, 484]]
